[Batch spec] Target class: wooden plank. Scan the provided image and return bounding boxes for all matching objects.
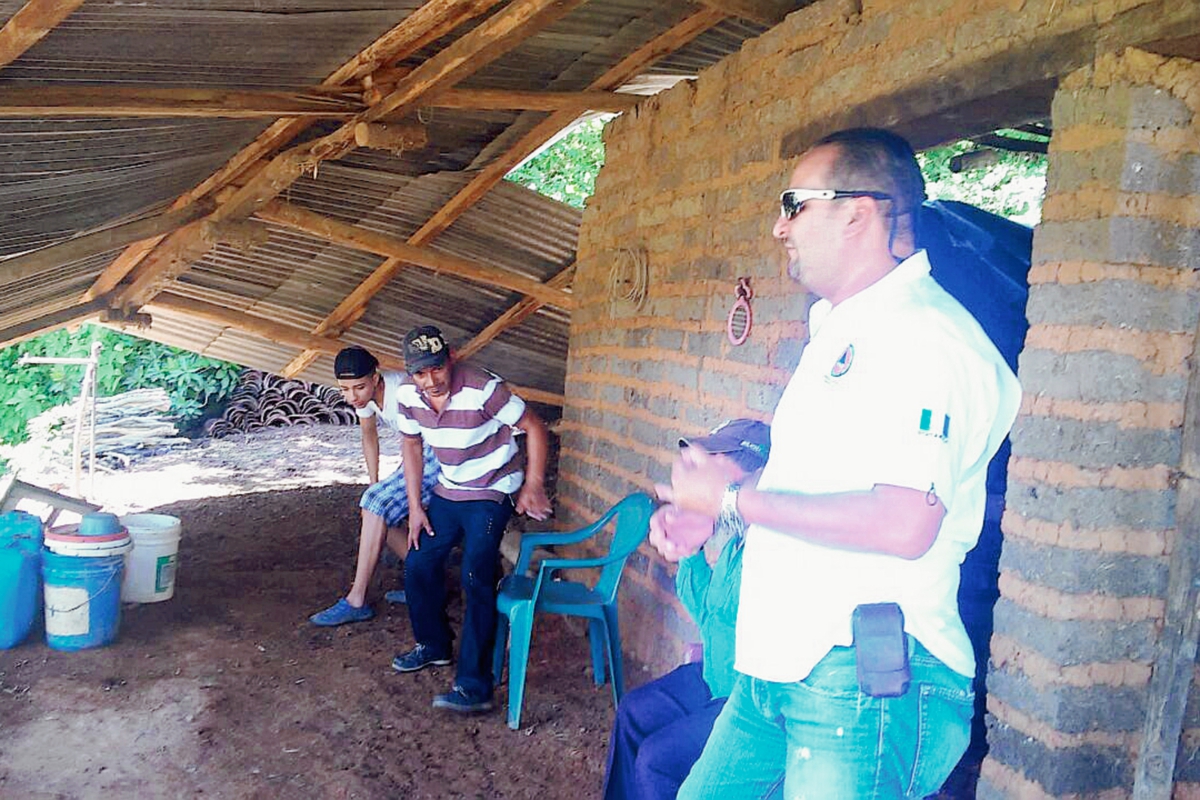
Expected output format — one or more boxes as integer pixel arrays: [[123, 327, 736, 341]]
[[253, 200, 575, 309], [2, 202, 212, 287], [1132, 311, 1200, 799], [85, 0, 502, 305], [693, 0, 799, 26], [458, 264, 575, 360], [147, 292, 563, 406], [0, 83, 639, 118], [0, 0, 86, 70]]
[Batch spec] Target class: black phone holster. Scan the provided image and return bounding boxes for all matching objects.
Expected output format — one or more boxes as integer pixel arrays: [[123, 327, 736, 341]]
[[851, 602, 911, 697]]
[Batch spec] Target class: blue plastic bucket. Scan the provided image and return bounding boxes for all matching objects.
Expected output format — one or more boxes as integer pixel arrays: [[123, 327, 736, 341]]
[[0, 511, 43, 649], [42, 550, 124, 651]]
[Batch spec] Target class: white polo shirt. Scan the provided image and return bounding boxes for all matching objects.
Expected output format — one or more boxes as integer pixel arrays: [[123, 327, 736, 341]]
[[735, 250, 1021, 682]]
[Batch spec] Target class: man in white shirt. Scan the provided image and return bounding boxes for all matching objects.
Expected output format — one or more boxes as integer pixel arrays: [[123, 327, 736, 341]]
[[308, 346, 440, 626], [655, 128, 1021, 798]]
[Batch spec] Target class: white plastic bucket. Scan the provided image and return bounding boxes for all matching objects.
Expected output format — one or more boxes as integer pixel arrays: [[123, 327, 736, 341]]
[[120, 514, 182, 603]]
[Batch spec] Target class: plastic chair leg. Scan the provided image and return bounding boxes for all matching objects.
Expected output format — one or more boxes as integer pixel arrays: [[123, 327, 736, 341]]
[[587, 617, 608, 687], [492, 613, 510, 686], [603, 605, 625, 705], [505, 602, 534, 729]]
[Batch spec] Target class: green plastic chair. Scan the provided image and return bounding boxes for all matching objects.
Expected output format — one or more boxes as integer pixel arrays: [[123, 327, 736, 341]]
[[492, 492, 655, 729]]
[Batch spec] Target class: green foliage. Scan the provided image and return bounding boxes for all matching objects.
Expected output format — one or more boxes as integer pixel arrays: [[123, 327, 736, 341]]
[[506, 117, 608, 208], [918, 133, 1048, 226], [0, 325, 241, 446]]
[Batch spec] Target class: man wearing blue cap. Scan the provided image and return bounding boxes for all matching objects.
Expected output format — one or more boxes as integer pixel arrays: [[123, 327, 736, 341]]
[[605, 419, 770, 800]]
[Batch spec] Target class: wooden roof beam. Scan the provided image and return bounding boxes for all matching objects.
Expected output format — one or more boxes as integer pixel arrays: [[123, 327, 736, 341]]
[[0, 85, 640, 118], [146, 292, 563, 407], [3, 202, 212, 288], [111, 0, 587, 310], [253, 200, 575, 310], [457, 263, 575, 361], [0, 0, 86, 70], [0, 299, 105, 350], [409, 6, 729, 247], [278, 7, 727, 377], [692, 0, 799, 26], [84, 0, 504, 305]]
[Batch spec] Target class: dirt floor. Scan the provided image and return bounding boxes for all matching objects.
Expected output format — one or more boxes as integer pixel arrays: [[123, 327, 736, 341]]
[[0, 425, 619, 799]]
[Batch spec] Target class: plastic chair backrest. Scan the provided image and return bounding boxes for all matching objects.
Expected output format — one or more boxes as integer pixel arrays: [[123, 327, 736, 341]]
[[590, 492, 654, 604]]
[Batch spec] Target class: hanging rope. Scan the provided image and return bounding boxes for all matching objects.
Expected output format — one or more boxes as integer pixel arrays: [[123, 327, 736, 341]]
[[608, 246, 649, 310]]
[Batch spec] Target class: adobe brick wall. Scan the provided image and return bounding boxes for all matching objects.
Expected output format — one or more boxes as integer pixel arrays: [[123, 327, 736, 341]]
[[556, 0, 1200, 795], [978, 49, 1200, 799]]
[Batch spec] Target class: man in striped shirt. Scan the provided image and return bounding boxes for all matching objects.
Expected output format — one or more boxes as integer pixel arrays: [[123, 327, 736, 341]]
[[391, 324, 552, 714]]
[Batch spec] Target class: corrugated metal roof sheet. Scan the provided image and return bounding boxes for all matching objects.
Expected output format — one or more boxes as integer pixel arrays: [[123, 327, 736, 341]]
[[0, 0, 797, 409]]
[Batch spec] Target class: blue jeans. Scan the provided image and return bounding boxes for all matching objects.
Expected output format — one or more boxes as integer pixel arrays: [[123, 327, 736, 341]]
[[404, 494, 513, 699], [678, 638, 973, 800], [603, 662, 726, 800]]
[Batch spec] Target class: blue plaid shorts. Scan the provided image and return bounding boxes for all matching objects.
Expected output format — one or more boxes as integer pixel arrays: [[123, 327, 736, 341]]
[[359, 443, 441, 527]]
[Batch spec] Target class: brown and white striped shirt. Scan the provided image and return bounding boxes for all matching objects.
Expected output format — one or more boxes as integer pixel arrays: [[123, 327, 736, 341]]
[[395, 364, 526, 503]]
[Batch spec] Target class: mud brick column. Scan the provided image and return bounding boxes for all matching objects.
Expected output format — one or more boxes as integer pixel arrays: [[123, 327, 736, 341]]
[[979, 48, 1200, 799]]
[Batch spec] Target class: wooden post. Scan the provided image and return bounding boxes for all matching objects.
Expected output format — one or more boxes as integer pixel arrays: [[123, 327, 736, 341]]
[[1132, 317, 1200, 799]]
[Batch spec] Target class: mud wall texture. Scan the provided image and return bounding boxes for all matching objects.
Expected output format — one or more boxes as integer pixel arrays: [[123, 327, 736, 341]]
[[982, 50, 1200, 799], [554, 0, 1200, 796]]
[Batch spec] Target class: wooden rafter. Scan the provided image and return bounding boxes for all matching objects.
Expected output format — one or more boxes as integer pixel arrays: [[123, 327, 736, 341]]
[[693, 0, 799, 26], [253, 200, 575, 310], [409, 7, 728, 247], [83, 0, 505, 304], [0, 85, 641, 118], [0, 0, 85, 70], [457, 264, 576, 361], [145, 292, 563, 407], [278, 6, 729, 377], [109, 0, 587, 310], [2, 202, 212, 287], [0, 299, 105, 350]]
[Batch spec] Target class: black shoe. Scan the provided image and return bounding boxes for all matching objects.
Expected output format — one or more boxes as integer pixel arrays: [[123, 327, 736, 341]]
[[432, 685, 494, 714], [392, 644, 452, 673]]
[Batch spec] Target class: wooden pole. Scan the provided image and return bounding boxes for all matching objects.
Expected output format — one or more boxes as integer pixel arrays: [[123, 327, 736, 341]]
[[146, 292, 563, 406], [1132, 315, 1200, 799], [458, 264, 575, 360], [254, 200, 575, 309], [0, 0, 86, 70], [84, 0, 504, 305]]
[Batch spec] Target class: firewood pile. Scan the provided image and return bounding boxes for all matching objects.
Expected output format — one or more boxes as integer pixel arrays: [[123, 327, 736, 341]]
[[205, 370, 356, 438], [4, 387, 191, 473]]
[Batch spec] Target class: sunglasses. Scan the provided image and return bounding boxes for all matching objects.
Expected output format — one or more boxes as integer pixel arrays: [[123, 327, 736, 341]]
[[779, 189, 893, 220]]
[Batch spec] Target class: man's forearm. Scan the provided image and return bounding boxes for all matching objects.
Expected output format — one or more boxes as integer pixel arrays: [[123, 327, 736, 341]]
[[737, 483, 943, 560], [518, 409, 549, 486], [401, 436, 425, 506]]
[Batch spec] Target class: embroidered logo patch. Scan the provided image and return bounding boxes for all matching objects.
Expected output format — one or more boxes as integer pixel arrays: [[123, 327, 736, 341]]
[[919, 408, 950, 440], [830, 344, 854, 378]]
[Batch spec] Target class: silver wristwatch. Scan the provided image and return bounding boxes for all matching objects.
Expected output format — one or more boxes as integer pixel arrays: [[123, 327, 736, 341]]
[[718, 482, 746, 539]]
